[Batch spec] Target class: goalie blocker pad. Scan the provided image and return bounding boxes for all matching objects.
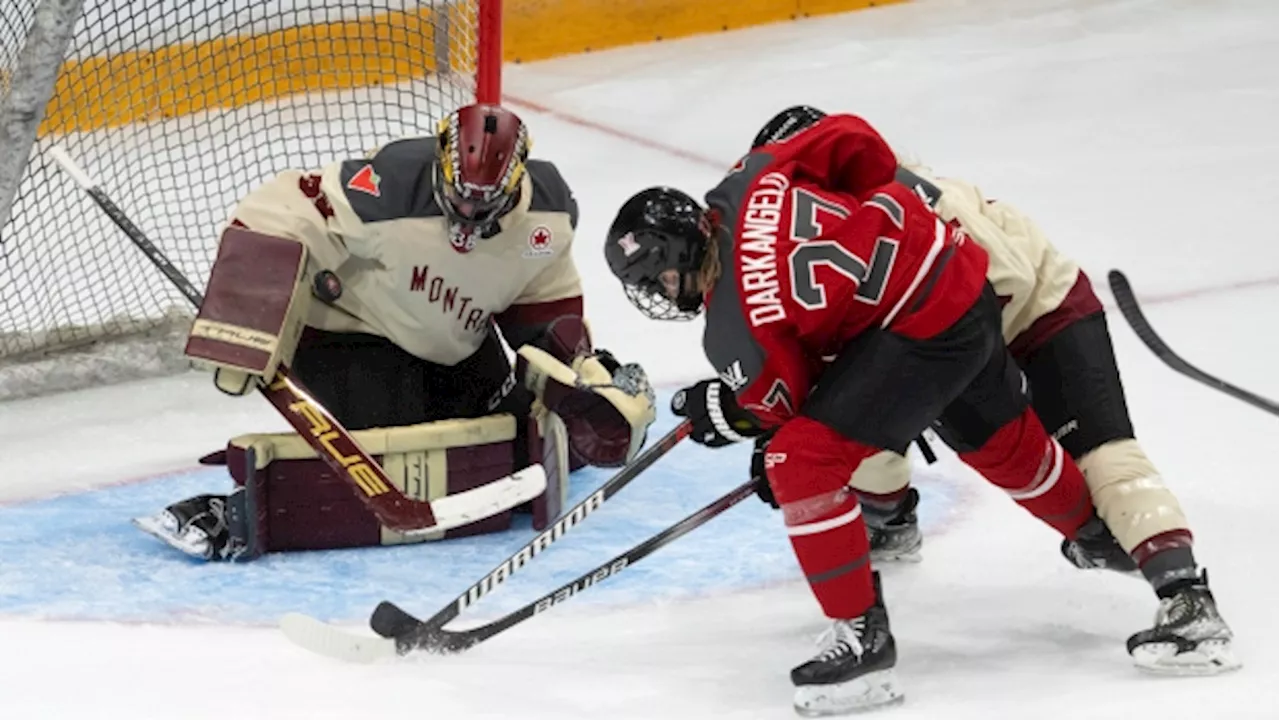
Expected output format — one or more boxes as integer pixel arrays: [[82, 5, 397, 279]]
[[215, 412, 569, 559], [185, 226, 311, 395]]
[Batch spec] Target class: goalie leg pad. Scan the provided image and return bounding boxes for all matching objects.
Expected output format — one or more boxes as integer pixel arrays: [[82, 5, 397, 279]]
[[185, 226, 311, 395], [221, 415, 526, 553], [529, 409, 571, 530]]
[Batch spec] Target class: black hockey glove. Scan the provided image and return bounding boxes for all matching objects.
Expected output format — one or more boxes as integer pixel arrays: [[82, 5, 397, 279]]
[[671, 378, 763, 448], [750, 432, 779, 509]]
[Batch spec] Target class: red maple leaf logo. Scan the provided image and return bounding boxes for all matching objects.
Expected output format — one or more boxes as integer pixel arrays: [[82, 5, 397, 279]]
[[346, 164, 381, 197]]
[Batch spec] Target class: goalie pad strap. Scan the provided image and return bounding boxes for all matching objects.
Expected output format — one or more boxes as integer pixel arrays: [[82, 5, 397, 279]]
[[185, 226, 311, 382]]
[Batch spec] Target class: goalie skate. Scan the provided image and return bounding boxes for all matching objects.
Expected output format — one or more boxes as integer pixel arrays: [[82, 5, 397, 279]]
[[132, 491, 247, 561], [1127, 571, 1241, 676]]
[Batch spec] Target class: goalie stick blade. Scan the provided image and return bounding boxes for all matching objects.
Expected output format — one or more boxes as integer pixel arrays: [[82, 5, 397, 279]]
[[1108, 270, 1278, 416], [279, 613, 401, 663], [401, 464, 548, 536]]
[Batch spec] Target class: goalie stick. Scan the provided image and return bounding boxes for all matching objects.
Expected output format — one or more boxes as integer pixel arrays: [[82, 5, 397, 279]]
[[282, 477, 755, 662], [279, 419, 692, 660], [1108, 270, 1277, 416], [47, 146, 547, 533]]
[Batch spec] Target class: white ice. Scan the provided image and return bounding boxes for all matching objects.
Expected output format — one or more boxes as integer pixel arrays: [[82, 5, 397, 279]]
[[1, 0, 1276, 717]]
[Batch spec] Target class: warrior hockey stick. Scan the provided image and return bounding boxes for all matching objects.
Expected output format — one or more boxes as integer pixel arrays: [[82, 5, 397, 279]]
[[48, 146, 546, 533], [281, 475, 754, 662], [1108, 270, 1278, 416], [279, 419, 691, 660]]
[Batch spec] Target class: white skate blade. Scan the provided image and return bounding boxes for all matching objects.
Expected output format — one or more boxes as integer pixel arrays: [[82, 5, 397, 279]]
[[793, 668, 904, 716], [401, 463, 547, 536], [1131, 639, 1242, 676], [131, 513, 211, 560]]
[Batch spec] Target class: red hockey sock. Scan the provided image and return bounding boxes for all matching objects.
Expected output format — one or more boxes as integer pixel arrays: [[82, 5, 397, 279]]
[[959, 406, 1095, 538], [769, 417, 877, 619]]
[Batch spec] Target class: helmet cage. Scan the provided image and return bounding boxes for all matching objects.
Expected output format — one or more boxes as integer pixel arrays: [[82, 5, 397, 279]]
[[621, 277, 702, 322]]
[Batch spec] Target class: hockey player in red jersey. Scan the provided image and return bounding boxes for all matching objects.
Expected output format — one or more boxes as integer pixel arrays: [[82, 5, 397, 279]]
[[605, 113, 1102, 715], [744, 105, 1239, 678]]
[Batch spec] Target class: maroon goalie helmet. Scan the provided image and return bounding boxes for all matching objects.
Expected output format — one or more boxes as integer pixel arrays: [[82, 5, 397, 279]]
[[434, 103, 532, 252]]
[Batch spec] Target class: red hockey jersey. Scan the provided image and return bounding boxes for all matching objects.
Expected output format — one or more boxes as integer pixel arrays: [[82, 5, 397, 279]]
[[700, 115, 989, 427]]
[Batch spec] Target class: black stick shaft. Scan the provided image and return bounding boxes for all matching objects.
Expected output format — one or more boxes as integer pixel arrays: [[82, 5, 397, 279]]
[[1108, 270, 1277, 416], [49, 147, 204, 306], [406, 478, 758, 654], [371, 420, 693, 638]]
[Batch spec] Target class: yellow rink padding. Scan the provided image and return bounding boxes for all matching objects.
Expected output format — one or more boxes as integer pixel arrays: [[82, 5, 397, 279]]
[[504, 0, 898, 63], [40, 0, 901, 134], [41, 6, 472, 134]]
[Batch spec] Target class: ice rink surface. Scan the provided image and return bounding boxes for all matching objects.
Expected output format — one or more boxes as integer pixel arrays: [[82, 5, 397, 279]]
[[1, 0, 1276, 716]]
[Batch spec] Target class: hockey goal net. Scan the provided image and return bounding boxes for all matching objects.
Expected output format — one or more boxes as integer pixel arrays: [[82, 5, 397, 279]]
[[0, 0, 500, 399]]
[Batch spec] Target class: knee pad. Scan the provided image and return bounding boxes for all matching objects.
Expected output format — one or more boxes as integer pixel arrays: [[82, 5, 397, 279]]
[[1076, 438, 1190, 555], [217, 412, 570, 558], [849, 451, 912, 496]]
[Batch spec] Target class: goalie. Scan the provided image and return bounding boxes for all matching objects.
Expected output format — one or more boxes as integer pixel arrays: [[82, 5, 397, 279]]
[[133, 103, 656, 561]]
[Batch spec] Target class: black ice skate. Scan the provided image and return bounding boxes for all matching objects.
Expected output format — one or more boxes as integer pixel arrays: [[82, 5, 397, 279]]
[[864, 488, 921, 563], [1127, 571, 1240, 676], [132, 490, 247, 561], [1060, 513, 1138, 575], [791, 573, 903, 716]]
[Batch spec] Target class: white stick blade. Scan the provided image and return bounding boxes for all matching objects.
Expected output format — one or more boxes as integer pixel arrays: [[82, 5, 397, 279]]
[[279, 613, 399, 663], [409, 463, 548, 536]]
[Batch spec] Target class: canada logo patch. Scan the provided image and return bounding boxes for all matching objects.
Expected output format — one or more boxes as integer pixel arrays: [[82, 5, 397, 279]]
[[346, 164, 381, 197], [523, 225, 554, 258]]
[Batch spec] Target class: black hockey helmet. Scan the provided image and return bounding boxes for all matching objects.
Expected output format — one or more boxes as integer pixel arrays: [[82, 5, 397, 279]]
[[605, 187, 710, 321], [751, 105, 827, 149]]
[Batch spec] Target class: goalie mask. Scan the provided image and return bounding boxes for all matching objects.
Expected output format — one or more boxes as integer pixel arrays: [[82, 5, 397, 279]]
[[435, 104, 532, 252], [604, 186, 710, 321]]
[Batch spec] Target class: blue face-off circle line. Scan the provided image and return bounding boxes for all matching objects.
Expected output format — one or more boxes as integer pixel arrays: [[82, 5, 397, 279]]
[[0, 391, 960, 626]]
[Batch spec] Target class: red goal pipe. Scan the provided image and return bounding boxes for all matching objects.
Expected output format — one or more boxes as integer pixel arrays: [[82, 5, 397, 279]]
[[477, 0, 502, 103]]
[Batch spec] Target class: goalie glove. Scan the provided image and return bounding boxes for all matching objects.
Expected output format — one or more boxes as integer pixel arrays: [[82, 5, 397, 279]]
[[517, 346, 657, 468], [671, 378, 763, 448]]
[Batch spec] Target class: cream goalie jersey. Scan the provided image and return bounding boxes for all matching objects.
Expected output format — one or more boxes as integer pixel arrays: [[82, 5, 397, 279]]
[[224, 136, 583, 366]]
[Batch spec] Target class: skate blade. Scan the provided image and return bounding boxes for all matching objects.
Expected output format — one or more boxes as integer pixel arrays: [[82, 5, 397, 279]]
[[793, 669, 904, 716], [1131, 639, 1242, 676], [131, 516, 211, 560]]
